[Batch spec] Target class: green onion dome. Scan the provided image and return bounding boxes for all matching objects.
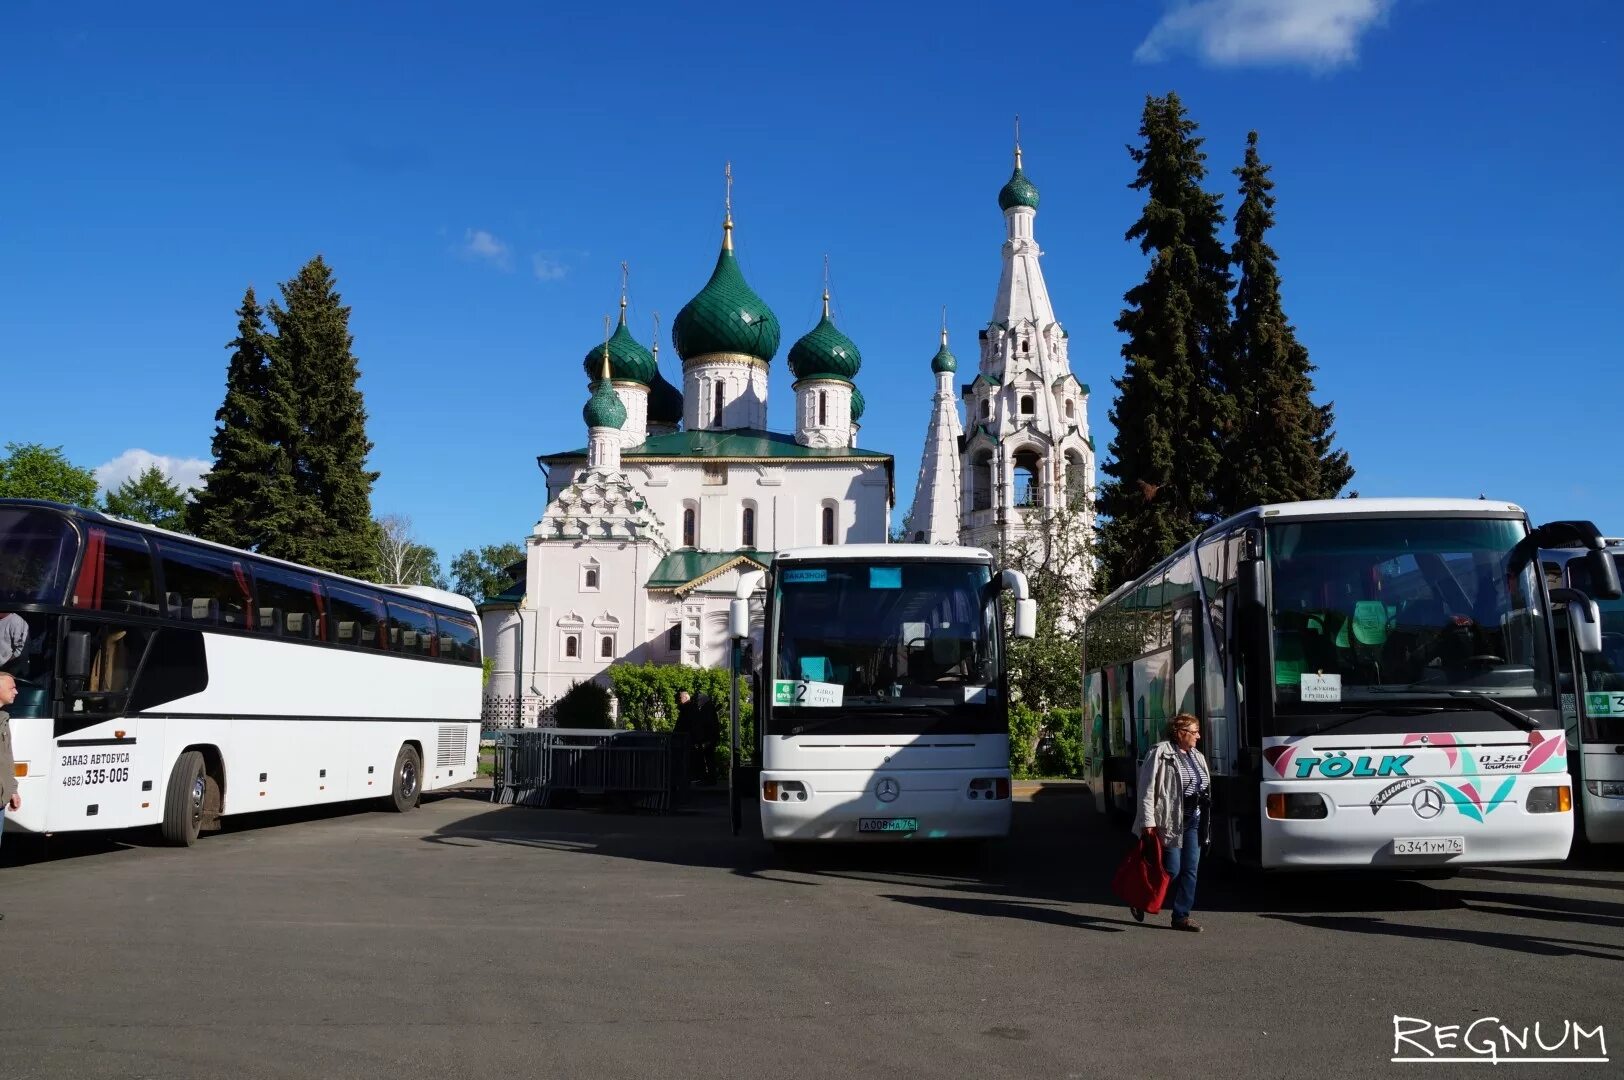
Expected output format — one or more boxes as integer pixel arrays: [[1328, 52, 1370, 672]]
[[583, 369, 626, 430], [998, 147, 1040, 212], [850, 385, 866, 423], [583, 307, 656, 385], [931, 331, 957, 374], [788, 299, 862, 383], [647, 366, 683, 425], [672, 228, 781, 365]]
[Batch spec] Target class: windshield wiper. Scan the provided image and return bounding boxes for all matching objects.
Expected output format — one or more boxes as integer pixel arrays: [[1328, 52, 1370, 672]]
[[1368, 686, 1541, 731], [1305, 704, 1449, 736]]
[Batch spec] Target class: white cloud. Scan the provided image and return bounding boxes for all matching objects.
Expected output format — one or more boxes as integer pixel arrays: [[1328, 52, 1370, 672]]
[[1135, 0, 1393, 71], [532, 254, 568, 282], [460, 228, 512, 269], [95, 449, 211, 498]]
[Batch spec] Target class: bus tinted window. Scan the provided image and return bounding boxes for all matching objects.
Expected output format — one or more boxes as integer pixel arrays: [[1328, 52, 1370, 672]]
[[254, 564, 326, 640], [71, 527, 158, 617], [328, 585, 385, 649], [387, 601, 437, 657], [158, 542, 255, 630], [0, 507, 77, 606], [436, 612, 480, 664]]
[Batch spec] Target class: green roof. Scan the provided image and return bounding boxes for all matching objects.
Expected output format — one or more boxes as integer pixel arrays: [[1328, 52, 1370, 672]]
[[671, 233, 780, 365], [584, 312, 657, 385], [931, 337, 957, 374], [583, 374, 626, 429], [788, 307, 862, 383], [647, 550, 775, 593], [998, 165, 1039, 212], [540, 427, 890, 464], [850, 384, 865, 422], [647, 366, 683, 424]]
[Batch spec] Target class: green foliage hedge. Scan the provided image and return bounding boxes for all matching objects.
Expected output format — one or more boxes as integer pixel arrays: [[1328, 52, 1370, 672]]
[[554, 679, 613, 728], [603, 662, 755, 771], [1008, 704, 1086, 779]]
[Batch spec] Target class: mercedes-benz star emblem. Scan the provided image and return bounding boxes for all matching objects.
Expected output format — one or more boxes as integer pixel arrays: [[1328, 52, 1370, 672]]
[[876, 778, 900, 803], [1412, 787, 1445, 819]]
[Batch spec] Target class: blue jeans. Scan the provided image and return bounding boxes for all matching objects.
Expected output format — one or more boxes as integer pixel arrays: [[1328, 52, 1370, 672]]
[[1162, 818, 1201, 919]]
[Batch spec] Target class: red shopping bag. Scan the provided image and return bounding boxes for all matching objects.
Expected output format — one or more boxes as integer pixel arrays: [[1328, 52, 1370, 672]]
[[1111, 830, 1170, 914]]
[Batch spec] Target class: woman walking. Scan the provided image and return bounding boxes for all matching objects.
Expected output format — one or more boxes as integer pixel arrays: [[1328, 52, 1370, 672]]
[[1130, 713, 1211, 932]]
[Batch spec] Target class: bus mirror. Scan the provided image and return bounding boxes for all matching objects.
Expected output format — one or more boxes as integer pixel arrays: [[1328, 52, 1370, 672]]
[[1014, 599, 1037, 639], [1552, 588, 1604, 655], [64, 630, 93, 688], [1583, 549, 1622, 600], [1238, 556, 1265, 610], [728, 598, 750, 640]]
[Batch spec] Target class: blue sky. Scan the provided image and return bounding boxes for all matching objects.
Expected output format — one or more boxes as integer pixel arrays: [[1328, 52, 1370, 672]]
[[4, 1, 1621, 571]]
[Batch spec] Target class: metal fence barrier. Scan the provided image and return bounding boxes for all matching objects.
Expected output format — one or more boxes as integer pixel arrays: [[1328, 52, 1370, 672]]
[[491, 728, 690, 812]]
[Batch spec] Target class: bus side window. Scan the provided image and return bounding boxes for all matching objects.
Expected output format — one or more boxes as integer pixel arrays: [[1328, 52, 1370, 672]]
[[327, 585, 385, 650], [253, 564, 325, 641], [157, 543, 256, 630], [70, 527, 158, 617]]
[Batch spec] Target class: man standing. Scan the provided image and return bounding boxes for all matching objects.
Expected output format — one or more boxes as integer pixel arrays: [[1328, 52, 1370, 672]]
[[0, 672, 21, 849]]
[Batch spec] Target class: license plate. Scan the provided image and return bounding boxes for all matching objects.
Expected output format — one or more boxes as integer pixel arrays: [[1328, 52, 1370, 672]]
[[859, 817, 918, 833], [1393, 836, 1464, 856]]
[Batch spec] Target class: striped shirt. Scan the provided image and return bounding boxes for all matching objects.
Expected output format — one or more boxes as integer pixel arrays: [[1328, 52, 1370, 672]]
[[1175, 746, 1208, 796]]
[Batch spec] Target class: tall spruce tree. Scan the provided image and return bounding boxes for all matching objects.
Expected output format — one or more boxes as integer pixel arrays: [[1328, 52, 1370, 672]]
[[1097, 92, 1235, 589], [1222, 130, 1352, 511], [259, 256, 379, 577], [187, 287, 280, 547]]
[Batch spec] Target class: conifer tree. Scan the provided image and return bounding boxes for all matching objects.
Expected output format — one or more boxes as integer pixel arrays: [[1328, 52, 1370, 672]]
[[259, 256, 379, 577], [187, 288, 279, 548], [1222, 130, 1352, 511], [105, 465, 188, 529], [1097, 93, 1235, 589]]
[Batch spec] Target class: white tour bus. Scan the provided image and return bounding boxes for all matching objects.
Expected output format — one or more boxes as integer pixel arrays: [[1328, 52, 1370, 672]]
[[1080, 498, 1619, 870], [0, 499, 482, 846], [727, 544, 1035, 845], [1544, 538, 1624, 845]]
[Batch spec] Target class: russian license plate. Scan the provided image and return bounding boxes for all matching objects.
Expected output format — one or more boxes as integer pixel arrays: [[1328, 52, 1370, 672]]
[[859, 817, 918, 833], [1393, 836, 1464, 856]]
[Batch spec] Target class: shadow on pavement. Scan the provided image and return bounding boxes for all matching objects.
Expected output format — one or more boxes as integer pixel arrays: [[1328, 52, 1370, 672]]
[[1260, 912, 1624, 962]]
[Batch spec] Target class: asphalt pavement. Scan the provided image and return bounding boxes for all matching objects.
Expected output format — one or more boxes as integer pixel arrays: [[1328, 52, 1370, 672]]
[[1, 787, 1619, 1080]]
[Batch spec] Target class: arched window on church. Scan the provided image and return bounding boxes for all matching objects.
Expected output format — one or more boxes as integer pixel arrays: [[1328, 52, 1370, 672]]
[[1020, 394, 1035, 416], [713, 381, 725, 428], [564, 635, 579, 659], [741, 505, 756, 548], [1065, 449, 1087, 508], [683, 507, 697, 548], [980, 398, 991, 420], [666, 624, 681, 651], [1065, 399, 1075, 421], [600, 634, 615, 659], [821, 505, 837, 545], [970, 449, 993, 512], [1021, 340, 1029, 354], [818, 391, 827, 427], [584, 568, 599, 589], [1013, 447, 1043, 508]]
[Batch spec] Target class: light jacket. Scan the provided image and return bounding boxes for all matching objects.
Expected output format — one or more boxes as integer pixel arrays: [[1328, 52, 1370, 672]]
[[1132, 739, 1210, 839]]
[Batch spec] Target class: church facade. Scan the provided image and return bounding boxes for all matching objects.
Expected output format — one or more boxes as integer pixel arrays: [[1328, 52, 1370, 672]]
[[479, 199, 892, 727]]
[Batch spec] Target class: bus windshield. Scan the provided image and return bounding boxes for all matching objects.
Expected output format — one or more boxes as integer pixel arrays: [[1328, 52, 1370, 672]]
[[1268, 516, 1552, 710], [767, 560, 1002, 736], [0, 507, 78, 607], [1569, 552, 1624, 742]]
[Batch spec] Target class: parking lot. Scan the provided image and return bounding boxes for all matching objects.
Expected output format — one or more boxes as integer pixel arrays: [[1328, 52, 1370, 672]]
[[1, 787, 1620, 1080]]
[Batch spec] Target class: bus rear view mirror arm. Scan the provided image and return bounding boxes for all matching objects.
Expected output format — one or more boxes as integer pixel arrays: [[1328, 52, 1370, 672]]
[[730, 571, 765, 640], [1000, 569, 1037, 639], [1552, 588, 1605, 655]]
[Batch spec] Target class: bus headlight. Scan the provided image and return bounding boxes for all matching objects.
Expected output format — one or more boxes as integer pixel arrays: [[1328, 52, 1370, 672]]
[[762, 780, 808, 802], [1526, 786, 1571, 813], [1266, 792, 1328, 819], [1584, 781, 1624, 799]]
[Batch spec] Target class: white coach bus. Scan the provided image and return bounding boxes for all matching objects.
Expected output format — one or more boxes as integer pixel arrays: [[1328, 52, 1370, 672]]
[[1080, 498, 1619, 870], [0, 499, 482, 846], [729, 545, 1035, 846]]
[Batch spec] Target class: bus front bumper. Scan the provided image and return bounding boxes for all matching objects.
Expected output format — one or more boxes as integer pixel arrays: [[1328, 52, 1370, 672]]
[[759, 769, 1012, 841]]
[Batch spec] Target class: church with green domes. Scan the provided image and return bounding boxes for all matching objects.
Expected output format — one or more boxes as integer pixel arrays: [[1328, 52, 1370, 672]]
[[479, 189, 894, 725]]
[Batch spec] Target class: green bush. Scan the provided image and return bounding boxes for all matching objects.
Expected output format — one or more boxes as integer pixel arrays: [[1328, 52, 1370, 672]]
[[554, 679, 612, 728], [1008, 704, 1087, 779], [1008, 702, 1042, 778], [604, 661, 755, 771]]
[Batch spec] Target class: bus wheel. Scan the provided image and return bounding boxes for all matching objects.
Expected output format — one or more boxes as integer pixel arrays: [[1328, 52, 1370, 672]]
[[387, 744, 422, 813], [161, 751, 207, 847]]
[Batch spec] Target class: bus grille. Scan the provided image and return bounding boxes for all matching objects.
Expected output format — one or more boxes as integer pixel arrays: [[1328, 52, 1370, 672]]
[[437, 725, 469, 768]]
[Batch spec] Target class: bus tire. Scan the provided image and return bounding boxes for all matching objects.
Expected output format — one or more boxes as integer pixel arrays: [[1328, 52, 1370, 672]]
[[161, 751, 207, 847], [387, 744, 422, 813]]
